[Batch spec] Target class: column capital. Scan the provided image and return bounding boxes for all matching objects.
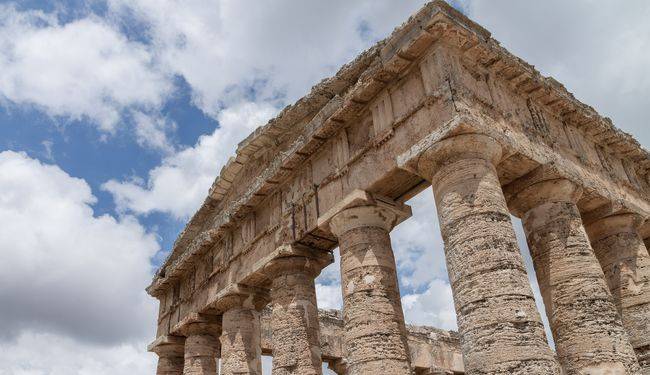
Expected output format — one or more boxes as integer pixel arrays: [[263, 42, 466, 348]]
[[148, 335, 186, 357], [585, 212, 645, 243], [171, 313, 221, 337], [504, 166, 582, 217], [317, 189, 411, 237], [415, 132, 502, 182], [263, 250, 332, 279], [210, 284, 269, 312]]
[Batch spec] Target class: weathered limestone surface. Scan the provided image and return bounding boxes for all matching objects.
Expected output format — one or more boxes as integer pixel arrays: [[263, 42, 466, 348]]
[[170, 314, 221, 375], [149, 336, 185, 375], [264, 255, 329, 375], [184, 331, 220, 375], [258, 308, 464, 375], [507, 171, 641, 374], [417, 134, 560, 374], [326, 200, 413, 375], [220, 296, 264, 375], [586, 213, 650, 373], [640, 222, 650, 250], [145, 1, 650, 374]]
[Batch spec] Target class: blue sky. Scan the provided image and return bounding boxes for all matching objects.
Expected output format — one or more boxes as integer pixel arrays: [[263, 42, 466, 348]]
[[0, 1, 649, 374]]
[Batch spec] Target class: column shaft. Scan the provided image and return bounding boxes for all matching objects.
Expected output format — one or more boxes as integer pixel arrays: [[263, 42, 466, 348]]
[[330, 205, 412, 375], [220, 306, 263, 375], [587, 213, 650, 373], [157, 355, 184, 375], [151, 340, 185, 375], [418, 134, 560, 374], [518, 187, 640, 373], [184, 333, 220, 375], [267, 256, 325, 375]]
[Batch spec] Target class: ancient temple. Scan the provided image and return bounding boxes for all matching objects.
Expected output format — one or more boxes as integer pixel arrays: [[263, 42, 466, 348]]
[[146, 1, 650, 374]]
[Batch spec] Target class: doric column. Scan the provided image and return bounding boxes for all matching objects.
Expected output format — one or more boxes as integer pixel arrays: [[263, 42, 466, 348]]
[[320, 190, 413, 375], [586, 212, 650, 372], [264, 249, 332, 375], [217, 290, 267, 375], [148, 335, 185, 375], [506, 169, 641, 374], [173, 314, 221, 375], [416, 133, 560, 374]]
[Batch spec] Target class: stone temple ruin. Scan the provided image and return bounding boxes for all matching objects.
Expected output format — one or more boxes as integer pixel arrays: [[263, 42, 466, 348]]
[[147, 1, 650, 374]]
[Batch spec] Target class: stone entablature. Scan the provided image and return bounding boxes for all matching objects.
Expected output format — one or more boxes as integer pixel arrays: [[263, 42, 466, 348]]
[[147, 1, 650, 374]]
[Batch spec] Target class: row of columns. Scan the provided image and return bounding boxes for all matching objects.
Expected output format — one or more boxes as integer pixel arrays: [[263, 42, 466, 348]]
[[153, 131, 650, 374]]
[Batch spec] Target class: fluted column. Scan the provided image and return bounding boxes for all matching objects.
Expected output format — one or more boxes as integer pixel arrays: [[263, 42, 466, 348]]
[[149, 336, 185, 375], [174, 316, 221, 375], [184, 328, 220, 375], [219, 293, 265, 375], [264, 252, 331, 375], [416, 133, 560, 374], [586, 213, 650, 372], [506, 171, 641, 374], [325, 194, 412, 375]]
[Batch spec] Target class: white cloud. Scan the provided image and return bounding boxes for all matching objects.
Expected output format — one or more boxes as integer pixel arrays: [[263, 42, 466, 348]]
[[103, 101, 277, 219], [315, 283, 343, 311], [107, 0, 427, 115], [0, 151, 159, 344], [0, 5, 172, 132], [0, 331, 155, 375], [132, 111, 176, 153], [392, 189, 448, 290], [402, 279, 457, 331]]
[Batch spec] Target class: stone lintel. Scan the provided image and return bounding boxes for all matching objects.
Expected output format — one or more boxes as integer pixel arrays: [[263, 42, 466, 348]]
[[148, 334, 186, 355], [317, 189, 412, 235], [207, 283, 269, 313], [170, 313, 221, 337]]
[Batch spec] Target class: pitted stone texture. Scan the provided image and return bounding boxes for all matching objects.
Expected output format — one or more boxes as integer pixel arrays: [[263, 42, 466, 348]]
[[510, 178, 641, 374], [151, 339, 185, 375], [221, 306, 263, 375], [266, 256, 324, 375], [418, 133, 560, 374], [157, 356, 184, 375], [587, 213, 650, 373], [183, 333, 220, 375], [330, 205, 413, 375]]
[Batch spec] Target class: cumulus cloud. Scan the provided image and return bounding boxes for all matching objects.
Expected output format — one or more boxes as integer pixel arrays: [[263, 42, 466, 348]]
[[131, 111, 177, 153], [0, 331, 155, 375], [402, 279, 457, 331], [392, 189, 448, 291], [103, 101, 277, 219], [107, 0, 427, 115], [0, 5, 172, 132], [0, 151, 158, 344]]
